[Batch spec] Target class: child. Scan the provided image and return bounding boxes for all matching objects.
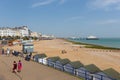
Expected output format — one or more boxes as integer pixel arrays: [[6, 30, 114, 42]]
[[17, 60, 22, 72], [13, 61, 17, 73]]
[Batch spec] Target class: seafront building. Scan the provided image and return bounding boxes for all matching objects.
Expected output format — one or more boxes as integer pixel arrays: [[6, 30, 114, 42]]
[[41, 34, 55, 40], [30, 32, 42, 38], [0, 26, 30, 37], [0, 26, 55, 40]]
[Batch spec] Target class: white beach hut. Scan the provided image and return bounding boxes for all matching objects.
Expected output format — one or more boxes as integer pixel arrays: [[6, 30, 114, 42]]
[[42, 57, 48, 65], [33, 54, 47, 62], [38, 54, 47, 64]]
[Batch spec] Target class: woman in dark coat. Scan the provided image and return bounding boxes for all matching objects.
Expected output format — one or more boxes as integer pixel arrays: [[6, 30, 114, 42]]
[[12, 61, 17, 73]]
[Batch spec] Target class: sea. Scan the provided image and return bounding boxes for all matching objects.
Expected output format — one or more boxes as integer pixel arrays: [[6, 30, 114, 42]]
[[68, 38, 120, 48]]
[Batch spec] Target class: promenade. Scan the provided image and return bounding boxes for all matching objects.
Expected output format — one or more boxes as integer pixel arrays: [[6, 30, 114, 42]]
[[0, 55, 80, 80]]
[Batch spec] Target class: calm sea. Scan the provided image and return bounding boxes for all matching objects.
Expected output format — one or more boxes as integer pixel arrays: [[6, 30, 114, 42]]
[[68, 38, 120, 48]]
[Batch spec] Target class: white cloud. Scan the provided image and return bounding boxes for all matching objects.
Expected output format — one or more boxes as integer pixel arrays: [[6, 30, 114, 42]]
[[59, 0, 67, 4], [89, 0, 120, 10], [97, 19, 119, 25], [32, 0, 54, 8], [31, 0, 67, 8]]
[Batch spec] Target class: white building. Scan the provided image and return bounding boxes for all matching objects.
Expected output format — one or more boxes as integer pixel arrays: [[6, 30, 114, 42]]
[[0, 28, 16, 36], [19, 26, 30, 37], [30, 32, 42, 38], [41, 34, 55, 40], [0, 26, 30, 37]]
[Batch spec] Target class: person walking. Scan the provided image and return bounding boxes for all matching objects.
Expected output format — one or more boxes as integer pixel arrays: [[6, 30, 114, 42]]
[[12, 61, 17, 73], [2, 48, 4, 55], [6, 48, 10, 56], [17, 60, 22, 72]]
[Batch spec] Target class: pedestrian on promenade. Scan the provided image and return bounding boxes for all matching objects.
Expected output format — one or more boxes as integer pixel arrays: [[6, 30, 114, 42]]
[[17, 60, 22, 72], [2, 48, 4, 55], [12, 61, 17, 73], [6, 48, 10, 56]]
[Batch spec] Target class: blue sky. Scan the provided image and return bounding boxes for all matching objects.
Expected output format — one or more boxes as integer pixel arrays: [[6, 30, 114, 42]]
[[0, 0, 120, 38]]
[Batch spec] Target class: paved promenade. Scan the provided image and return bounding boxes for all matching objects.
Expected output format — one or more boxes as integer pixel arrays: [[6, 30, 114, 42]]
[[0, 55, 80, 80]]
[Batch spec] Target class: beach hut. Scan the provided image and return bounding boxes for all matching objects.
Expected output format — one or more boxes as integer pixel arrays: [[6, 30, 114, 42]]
[[55, 59, 70, 71], [22, 43, 34, 53], [38, 54, 47, 64], [42, 57, 48, 65], [33, 54, 41, 62], [64, 61, 83, 75], [94, 68, 120, 80], [76, 64, 101, 80], [47, 56, 60, 68]]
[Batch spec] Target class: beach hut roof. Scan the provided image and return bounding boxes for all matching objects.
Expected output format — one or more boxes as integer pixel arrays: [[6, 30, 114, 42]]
[[47, 56, 61, 62], [34, 54, 47, 58], [58, 59, 70, 65], [84, 64, 101, 74], [39, 53, 47, 58], [103, 68, 120, 80], [69, 61, 84, 69]]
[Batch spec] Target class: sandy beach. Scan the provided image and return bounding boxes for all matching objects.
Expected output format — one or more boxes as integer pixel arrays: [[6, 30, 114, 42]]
[[3, 39, 120, 73]]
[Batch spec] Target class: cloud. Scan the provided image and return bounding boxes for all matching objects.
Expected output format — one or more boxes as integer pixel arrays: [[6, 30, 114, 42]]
[[64, 16, 83, 22], [97, 19, 120, 25], [32, 0, 54, 8], [31, 0, 67, 8], [89, 0, 120, 10], [59, 0, 67, 4]]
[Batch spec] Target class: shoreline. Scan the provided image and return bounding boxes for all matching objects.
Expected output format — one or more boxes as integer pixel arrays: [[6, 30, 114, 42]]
[[64, 38, 120, 50]]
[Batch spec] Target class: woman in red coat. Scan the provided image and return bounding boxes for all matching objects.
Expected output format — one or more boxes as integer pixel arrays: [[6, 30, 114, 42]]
[[17, 60, 22, 72]]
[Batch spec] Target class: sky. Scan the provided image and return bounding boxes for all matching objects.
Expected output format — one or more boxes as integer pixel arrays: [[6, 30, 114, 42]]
[[0, 0, 120, 38]]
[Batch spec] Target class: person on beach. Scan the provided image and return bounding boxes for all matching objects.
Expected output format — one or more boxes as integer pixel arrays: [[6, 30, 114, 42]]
[[12, 61, 17, 73], [2, 49, 4, 55], [6, 48, 10, 56], [17, 60, 22, 72]]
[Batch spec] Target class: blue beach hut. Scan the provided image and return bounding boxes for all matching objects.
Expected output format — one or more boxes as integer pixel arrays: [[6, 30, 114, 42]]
[[94, 68, 120, 80], [47, 56, 60, 68], [64, 61, 83, 75], [55, 59, 70, 71], [76, 64, 101, 80]]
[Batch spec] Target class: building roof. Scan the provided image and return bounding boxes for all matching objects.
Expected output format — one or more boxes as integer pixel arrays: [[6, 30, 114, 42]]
[[103, 68, 120, 80], [23, 43, 33, 45], [84, 64, 101, 74], [57, 59, 70, 65], [34, 54, 47, 58], [69, 61, 84, 69], [47, 56, 61, 62]]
